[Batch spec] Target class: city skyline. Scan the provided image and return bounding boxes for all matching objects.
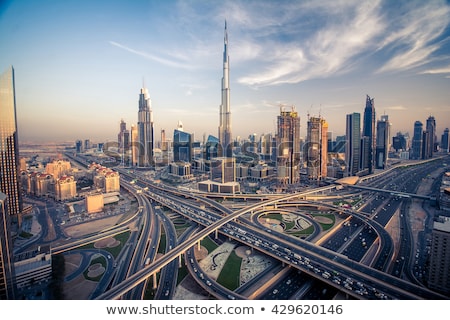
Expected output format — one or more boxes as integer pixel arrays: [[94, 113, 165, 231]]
[[1, 0, 450, 143]]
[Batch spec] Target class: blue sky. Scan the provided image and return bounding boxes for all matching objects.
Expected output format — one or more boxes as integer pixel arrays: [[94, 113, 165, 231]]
[[1, 0, 449, 144]]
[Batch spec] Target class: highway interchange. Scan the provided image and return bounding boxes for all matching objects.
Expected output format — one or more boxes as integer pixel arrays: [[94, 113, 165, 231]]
[[38, 154, 450, 300]]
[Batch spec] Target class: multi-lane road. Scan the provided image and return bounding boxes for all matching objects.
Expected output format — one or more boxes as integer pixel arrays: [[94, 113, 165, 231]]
[[39, 153, 450, 300]]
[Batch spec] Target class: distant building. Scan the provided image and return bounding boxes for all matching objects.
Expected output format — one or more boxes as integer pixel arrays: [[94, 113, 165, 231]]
[[45, 159, 71, 179], [130, 124, 139, 167], [137, 86, 154, 167], [345, 112, 361, 176], [168, 162, 193, 180], [85, 193, 104, 214], [89, 163, 120, 193], [427, 216, 450, 295], [28, 173, 54, 197], [276, 106, 301, 185], [441, 128, 449, 153], [425, 115, 436, 157], [362, 95, 376, 174], [411, 121, 423, 160], [305, 116, 328, 181], [211, 157, 236, 184], [173, 129, 193, 163], [55, 175, 76, 201], [375, 115, 390, 169]]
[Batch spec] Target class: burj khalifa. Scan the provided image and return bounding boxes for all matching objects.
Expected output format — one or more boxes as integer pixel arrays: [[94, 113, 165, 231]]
[[218, 21, 232, 157]]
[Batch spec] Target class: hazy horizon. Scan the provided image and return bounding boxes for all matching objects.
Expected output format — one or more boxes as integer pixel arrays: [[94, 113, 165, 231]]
[[1, 0, 449, 144]]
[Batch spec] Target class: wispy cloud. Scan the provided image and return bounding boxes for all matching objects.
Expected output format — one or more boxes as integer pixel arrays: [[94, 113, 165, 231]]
[[385, 105, 408, 111], [421, 66, 450, 74], [377, 2, 450, 73], [109, 41, 195, 70], [236, 0, 385, 87]]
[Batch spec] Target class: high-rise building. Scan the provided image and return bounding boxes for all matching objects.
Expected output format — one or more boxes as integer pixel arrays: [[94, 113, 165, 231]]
[[117, 119, 129, 152], [137, 86, 154, 166], [345, 112, 361, 176], [0, 66, 22, 218], [441, 128, 449, 153], [276, 106, 301, 185], [305, 116, 328, 181], [412, 121, 423, 160], [0, 192, 16, 299], [375, 115, 390, 169], [362, 95, 376, 174], [130, 124, 138, 167], [118, 119, 126, 149], [393, 132, 407, 152], [427, 216, 450, 295], [218, 21, 232, 157], [426, 115, 436, 157], [173, 129, 193, 163]]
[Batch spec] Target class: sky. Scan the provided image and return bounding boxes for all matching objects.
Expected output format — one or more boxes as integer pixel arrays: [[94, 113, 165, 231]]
[[1, 0, 450, 144]]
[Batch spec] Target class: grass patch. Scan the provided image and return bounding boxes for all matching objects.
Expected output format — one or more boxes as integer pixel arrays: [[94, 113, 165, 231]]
[[200, 236, 219, 253], [79, 231, 130, 259], [217, 251, 242, 290], [83, 254, 106, 282], [312, 213, 336, 231]]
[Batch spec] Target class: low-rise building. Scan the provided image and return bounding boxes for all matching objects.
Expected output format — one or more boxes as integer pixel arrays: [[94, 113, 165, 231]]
[[14, 245, 52, 289]]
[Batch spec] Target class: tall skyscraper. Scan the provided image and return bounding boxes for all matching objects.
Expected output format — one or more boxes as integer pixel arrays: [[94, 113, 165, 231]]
[[0, 66, 22, 217], [130, 124, 138, 167], [412, 121, 423, 160], [346, 112, 361, 176], [218, 21, 232, 157], [375, 115, 390, 169], [137, 86, 154, 167], [305, 116, 328, 181], [426, 115, 436, 158], [362, 95, 376, 174], [173, 129, 193, 163], [276, 106, 301, 185], [0, 192, 16, 299], [441, 128, 449, 153], [118, 119, 129, 152]]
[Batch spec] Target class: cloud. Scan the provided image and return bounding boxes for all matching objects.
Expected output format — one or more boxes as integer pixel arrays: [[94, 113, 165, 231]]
[[236, 0, 385, 87], [377, 2, 450, 73], [421, 66, 450, 74], [385, 105, 407, 111], [109, 41, 195, 70]]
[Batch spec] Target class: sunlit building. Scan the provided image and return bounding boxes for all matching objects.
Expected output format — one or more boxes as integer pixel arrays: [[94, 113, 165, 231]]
[[55, 175, 76, 201], [276, 106, 301, 185], [306, 116, 328, 181], [0, 192, 16, 299], [45, 159, 71, 179], [85, 193, 104, 214], [0, 66, 22, 217], [137, 86, 154, 167]]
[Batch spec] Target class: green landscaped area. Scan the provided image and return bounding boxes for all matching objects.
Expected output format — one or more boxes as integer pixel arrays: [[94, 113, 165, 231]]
[[311, 213, 336, 231], [80, 231, 130, 259], [83, 254, 106, 282], [217, 251, 242, 290], [201, 236, 219, 253]]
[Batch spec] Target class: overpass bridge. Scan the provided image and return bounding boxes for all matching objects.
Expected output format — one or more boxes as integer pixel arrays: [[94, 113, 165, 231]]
[[343, 184, 435, 201], [95, 184, 447, 300]]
